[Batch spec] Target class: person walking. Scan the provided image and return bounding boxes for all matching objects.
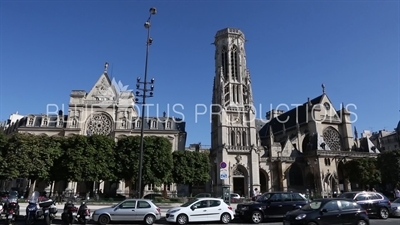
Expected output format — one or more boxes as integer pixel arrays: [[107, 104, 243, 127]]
[[394, 187, 400, 199]]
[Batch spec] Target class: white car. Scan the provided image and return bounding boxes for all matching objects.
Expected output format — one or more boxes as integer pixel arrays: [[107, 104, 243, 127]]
[[166, 197, 234, 224]]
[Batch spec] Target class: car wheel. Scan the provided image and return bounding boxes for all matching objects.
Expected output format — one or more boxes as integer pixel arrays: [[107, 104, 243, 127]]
[[98, 214, 110, 225], [379, 208, 389, 219], [176, 214, 188, 225], [144, 214, 155, 225], [251, 210, 262, 224], [220, 213, 231, 224], [357, 219, 368, 225]]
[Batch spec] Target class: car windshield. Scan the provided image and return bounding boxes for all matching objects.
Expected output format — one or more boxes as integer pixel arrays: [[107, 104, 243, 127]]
[[394, 198, 400, 204], [301, 201, 323, 211], [256, 193, 272, 202], [181, 198, 199, 207]]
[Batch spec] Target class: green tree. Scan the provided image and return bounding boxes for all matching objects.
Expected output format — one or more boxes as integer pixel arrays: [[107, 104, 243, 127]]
[[114, 136, 140, 194], [0, 132, 8, 180], [141, 136, 174, 195], [114, 136, 174, 196], [62, 135, 115, 182], [377, 149, 400, 187], [4, 133, 61, 194], [172, 151, 210, 195], [344, 158, 381, 189]]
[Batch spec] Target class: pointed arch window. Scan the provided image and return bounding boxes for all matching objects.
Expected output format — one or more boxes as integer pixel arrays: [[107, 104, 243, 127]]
[[230, 45, 239, 81], [236, 85, 240, 103], [236, 131, 241, 146], [242, 131, 247, 146], [136, 120, 141, 128], [322, 127, 342, 151], [230, 131, 235, 146], [221, 46, 228, 80]]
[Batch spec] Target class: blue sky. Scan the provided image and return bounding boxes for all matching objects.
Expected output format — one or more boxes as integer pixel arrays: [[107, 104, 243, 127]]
[[0, 0, 399, 146]]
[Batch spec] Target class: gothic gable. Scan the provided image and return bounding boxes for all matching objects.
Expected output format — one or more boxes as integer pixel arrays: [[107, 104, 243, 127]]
[[318, 94, 341, 123], [86, 73, 117, 101]]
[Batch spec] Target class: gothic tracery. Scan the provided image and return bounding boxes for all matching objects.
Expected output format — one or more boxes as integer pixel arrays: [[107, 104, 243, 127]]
[[323, 127, 341, 151], [86, 113, 113, 136]]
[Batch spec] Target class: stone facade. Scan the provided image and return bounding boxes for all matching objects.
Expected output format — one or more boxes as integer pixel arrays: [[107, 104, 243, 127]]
[[209, 28, 379, 198], [2, 64, 187, 197]]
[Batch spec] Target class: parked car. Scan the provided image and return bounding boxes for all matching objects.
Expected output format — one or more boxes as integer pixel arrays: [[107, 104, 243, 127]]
[[338, 191, 392, 219], [143, 193, 162, 200], [284, 198, 369, 225], [390, 198, 400, 217], [230, 193, 241, 202], [92, 199, 161, 225], [194, 193, 211, 198], [235, 192, 308, 224], [166, 197, 234, 224]]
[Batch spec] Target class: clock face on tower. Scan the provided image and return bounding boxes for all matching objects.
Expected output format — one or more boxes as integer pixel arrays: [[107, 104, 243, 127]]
[[323, 102, 330, 110]]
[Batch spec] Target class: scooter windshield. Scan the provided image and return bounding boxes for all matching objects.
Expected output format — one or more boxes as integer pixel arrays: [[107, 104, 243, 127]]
[[7, 191, 18, 203], [28, 191, 40, 204]]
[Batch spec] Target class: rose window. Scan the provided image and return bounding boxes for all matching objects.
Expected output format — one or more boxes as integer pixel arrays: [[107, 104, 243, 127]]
[[86, 114, 113, 136], [322, 127, 341, 151]]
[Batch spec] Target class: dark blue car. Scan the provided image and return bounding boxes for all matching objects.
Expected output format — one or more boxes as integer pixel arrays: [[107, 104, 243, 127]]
[[235, 192, 308, 224], [338, 191, 392, 220]]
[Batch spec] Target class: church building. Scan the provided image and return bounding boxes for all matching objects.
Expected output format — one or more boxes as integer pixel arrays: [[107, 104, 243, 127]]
[[3, 64, 187, 197], [209, 28, 379, 198]]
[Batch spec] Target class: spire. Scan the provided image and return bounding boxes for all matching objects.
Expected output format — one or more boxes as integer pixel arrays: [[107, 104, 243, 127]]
[[104, 62, 109, 74], [354, 126, 358, 140], [322, 83, 325, 94]]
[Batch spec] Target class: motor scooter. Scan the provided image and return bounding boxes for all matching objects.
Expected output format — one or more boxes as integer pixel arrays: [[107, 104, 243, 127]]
[[25, 191, 39, 225]]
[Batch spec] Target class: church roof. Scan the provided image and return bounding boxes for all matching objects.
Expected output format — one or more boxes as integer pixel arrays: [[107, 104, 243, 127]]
[[259, 94, 324, 138]]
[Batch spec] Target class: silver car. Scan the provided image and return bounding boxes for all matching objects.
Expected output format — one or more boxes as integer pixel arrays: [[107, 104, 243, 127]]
[[391, 198, 400, 217], [92, 199, 161, 225]]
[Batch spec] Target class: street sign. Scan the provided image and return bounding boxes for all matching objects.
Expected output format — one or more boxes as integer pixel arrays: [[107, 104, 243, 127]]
[[220, 161, 227, 169], [220, 168, 228, 179]]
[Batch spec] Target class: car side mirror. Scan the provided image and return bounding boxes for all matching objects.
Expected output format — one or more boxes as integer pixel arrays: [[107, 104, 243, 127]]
[[320, 208, 328, 214], [191, 205, 197, 211]]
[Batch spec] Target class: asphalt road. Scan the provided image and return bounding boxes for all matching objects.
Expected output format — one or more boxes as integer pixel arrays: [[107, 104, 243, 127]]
[[3, 203, 400, 224], [0, 217, 399, 225]]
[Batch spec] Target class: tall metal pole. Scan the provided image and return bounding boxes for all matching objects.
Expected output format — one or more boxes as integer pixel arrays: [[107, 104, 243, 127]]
[[136, 7, 157, 198]]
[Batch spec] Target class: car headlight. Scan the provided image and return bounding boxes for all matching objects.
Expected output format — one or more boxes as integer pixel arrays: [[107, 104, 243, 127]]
[[169, 209, 180, 214], [295, 214, 306, 220]]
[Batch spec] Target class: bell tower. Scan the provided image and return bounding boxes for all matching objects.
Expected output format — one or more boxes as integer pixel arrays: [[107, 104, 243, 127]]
[[211, 28, 260, 197]]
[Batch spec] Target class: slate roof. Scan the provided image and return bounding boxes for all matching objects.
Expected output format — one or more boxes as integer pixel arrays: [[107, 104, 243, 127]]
[[259, 95, 324, 138], [10, 115, 185, 132]]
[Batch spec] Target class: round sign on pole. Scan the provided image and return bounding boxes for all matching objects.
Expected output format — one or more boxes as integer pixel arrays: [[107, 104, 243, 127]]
[[220, 162, 227, 168]]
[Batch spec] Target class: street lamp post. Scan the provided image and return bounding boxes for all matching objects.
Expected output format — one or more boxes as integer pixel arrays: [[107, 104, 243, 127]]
[[135, 7, 157, 198]]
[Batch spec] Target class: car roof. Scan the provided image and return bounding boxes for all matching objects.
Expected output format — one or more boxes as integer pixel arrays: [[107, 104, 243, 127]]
[[261, 192, 301, 194], [313, 198, 352, 202], [195, 197, 225, 201]]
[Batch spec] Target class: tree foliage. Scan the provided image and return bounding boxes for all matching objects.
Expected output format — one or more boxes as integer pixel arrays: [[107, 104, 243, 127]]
[[172, 151, 210, 194], [141, 136, 174, 189], [0, 132, 8, 179], [377, 149, 400, 187], [61, 134, 115, 182], [114, 136, 174, 194], [344, 158, 381, 188], [114, 136, 140, 184]]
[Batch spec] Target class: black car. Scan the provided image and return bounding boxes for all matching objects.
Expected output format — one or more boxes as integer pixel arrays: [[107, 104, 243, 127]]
[[235, 192, 308, 224], [339, 191, 392, 219], [284, 198, 369, 225]]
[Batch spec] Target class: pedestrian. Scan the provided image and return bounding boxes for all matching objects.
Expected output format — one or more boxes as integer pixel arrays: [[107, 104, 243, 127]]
[[252, 188, 259, 201], [394, 188, 400, 199]]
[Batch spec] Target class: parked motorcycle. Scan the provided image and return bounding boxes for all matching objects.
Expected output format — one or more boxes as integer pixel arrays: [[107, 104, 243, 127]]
[[25, 191, 39, 225], [38, 198, 57, 225], [76, 200, 90, 224], [61, 197, 78, 224], [4, 191, 20, 225]]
